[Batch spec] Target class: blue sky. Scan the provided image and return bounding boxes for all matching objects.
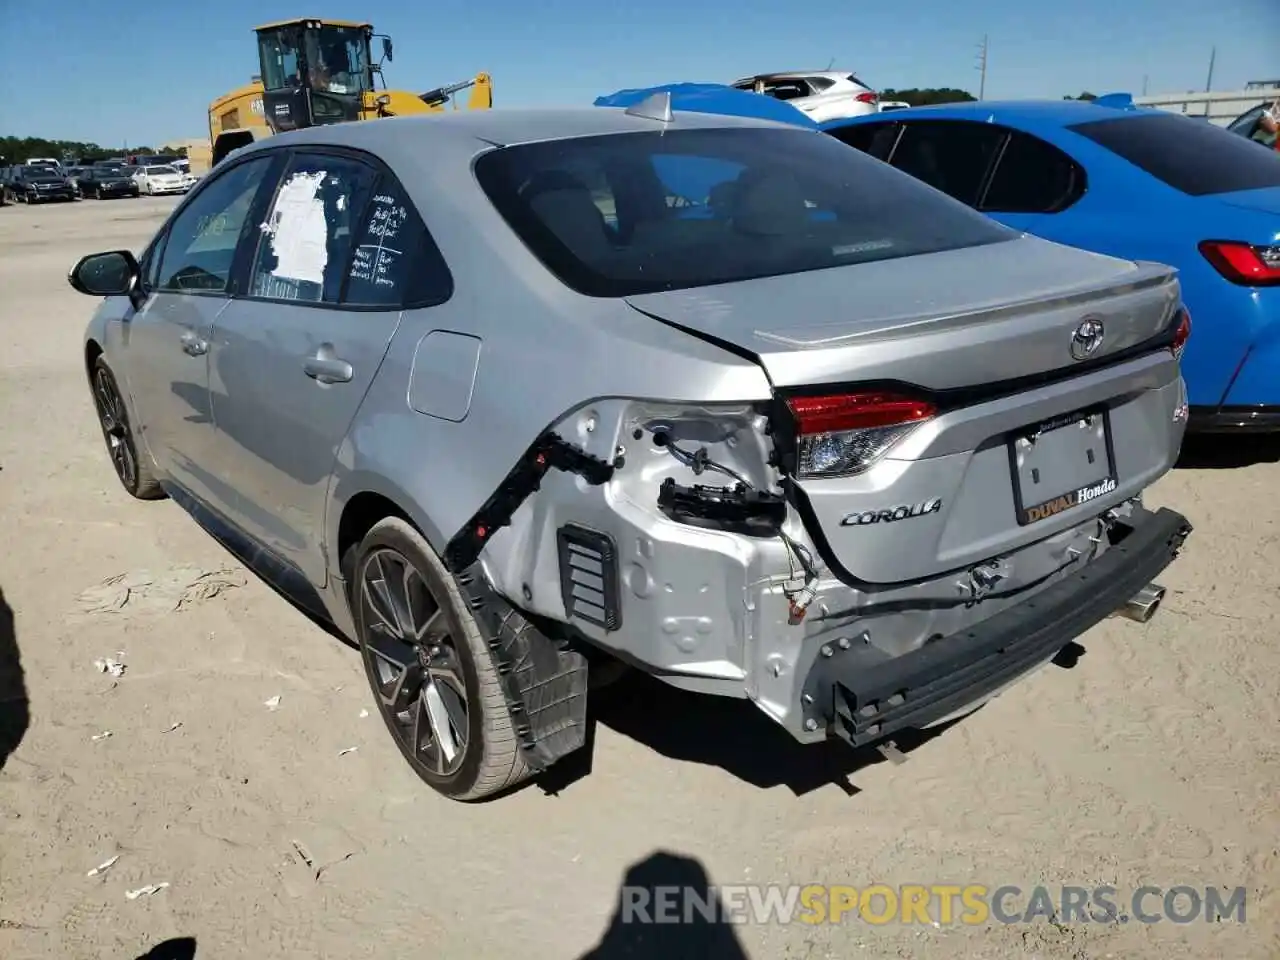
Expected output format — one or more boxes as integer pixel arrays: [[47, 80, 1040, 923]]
[[1, 0, 1276, 146]]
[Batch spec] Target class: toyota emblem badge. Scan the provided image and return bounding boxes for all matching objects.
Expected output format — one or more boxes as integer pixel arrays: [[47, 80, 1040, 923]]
[[1070, 318, 1105, 361]]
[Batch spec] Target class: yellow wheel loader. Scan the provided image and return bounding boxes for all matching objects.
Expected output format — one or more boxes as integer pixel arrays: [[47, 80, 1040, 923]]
[[208, 18, 492, 166]]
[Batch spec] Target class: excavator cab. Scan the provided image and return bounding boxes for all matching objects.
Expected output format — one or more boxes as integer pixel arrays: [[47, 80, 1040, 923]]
[[255, 18, 379, 133]]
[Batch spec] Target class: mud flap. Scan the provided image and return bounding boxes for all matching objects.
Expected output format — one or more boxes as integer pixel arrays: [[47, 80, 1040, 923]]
[[458, 565, 589, 771]]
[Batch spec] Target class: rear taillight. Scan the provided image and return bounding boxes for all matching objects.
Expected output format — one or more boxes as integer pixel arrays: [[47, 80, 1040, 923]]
[[855, 92, 879, 104], [1198, 240, 1280, 286], [786, 391, 935, 479], [1171, 307, 1191, 359]]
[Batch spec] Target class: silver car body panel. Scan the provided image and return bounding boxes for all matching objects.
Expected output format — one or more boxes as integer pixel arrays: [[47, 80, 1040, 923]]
[[82, 107, 1191, 747]]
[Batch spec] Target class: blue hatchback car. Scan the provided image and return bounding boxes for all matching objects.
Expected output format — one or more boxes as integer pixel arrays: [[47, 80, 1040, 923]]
[[822, 96, 1280, 432]]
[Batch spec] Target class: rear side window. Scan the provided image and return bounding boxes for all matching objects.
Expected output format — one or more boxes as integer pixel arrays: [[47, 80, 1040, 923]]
[[342, 175, 453, 308], [473, 126, 1015, 297], [889, 121, 1004, 206], [981, 131, 1085, 214], [1070, 111, 1280, 195]]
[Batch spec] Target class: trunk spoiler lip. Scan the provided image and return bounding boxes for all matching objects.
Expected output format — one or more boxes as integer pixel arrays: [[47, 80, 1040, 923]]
[[748, 263, 1179, 349]]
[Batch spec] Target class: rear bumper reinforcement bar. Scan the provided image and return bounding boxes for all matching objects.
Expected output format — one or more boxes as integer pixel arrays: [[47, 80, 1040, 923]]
[[800, 507, 1192, 749]]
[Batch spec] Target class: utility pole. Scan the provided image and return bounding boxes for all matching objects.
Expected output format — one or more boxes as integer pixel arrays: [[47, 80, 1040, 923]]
[[1141, 74, 1149, 96], [976, 34, 989, 100], [1204, 46, 1215, 92]]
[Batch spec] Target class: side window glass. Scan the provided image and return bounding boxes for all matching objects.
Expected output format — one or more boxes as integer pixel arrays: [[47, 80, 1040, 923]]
[[249, 152, 378, 303], [981, 132, 1084, 214], [343, 175, 452, 308], [156, 156, 275, 293], [1227, 105, 1262, 135], [827, 123, 899, 160], [890, 122, 1004, 206]]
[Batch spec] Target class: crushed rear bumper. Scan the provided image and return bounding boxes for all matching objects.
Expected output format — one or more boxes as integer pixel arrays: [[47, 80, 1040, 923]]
[[799, 507, 1192, 749]]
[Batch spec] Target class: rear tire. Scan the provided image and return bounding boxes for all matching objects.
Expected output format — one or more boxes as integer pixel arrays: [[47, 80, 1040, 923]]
[[89, 356, 165, 500], [351, 517, 532, 801]]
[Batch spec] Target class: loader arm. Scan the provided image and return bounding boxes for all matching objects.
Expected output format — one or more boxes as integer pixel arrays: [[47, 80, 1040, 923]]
[[419, 73, 493, 109]]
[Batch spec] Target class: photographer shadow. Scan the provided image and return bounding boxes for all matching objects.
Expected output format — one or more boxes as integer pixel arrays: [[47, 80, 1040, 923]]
[[578, 850, 749, 959]]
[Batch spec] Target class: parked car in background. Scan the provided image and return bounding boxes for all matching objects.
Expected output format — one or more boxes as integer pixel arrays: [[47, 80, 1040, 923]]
[[69, 104, 1191, 802], [9, 164, 78, 203], [63, 166, 88, 197], [1226, 100, 1278, 150], [77, 166, 141, 199], [132, 164, 190, 195], [822, 95, 1280, 432], [730, 70, 880, 122]]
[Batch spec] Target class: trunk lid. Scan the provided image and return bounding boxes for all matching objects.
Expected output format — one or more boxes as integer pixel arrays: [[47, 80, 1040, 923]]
[[1212, 185, 1280, 220], [627, 234, 1186, 584], [625, 234, 1179, 390]]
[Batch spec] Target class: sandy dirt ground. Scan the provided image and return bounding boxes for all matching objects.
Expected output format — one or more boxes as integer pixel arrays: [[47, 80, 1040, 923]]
[[0, 196, 1276, 960]]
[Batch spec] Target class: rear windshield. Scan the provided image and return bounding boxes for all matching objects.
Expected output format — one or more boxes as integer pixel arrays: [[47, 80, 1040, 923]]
[[1069, 111, 1280, 196], [473, 126, 1015, 297]]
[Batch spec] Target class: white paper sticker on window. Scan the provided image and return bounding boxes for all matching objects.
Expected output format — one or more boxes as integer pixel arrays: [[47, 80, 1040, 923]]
[[262, 170, 328, 284]]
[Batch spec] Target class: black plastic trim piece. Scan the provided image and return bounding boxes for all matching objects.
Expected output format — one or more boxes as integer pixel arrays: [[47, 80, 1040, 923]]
[[457, 567, 589, 772], [443, 431, 616, 573], [1187, 404, 1280, 433], [800, 507, 1192, 749], [656, 477, 787, 537], [556, 524, 622, 632]]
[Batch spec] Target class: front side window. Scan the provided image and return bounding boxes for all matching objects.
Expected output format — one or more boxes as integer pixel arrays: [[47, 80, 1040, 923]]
[[981, 130, 1085, 214], [305, 26, 372, 95], [761, 80, 809, 102], [248, 152, 378, 304], [1070, 111, 1280, 195], [826, 121, 900, 160], [473, 126, 1015, 297], [889, 121, 1005, 206], [156, 156, 275, 293]]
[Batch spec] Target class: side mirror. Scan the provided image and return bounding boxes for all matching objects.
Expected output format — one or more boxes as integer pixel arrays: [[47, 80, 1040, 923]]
[[382, 37, 393, 62], [68, 250, 140, 297]]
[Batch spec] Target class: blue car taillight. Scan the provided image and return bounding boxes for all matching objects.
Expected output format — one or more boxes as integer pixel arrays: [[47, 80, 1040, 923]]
[[1199, 240, 1280, 287]]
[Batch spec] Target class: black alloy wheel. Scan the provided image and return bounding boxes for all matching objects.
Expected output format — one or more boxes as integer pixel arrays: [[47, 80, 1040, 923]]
[[89, 357, 164, 500], [351, 517, 532, 800]]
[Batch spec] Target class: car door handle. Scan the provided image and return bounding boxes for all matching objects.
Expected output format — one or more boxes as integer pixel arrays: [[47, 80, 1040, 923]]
[[303, 355, 353, 384], [180, 332, 208, 356]]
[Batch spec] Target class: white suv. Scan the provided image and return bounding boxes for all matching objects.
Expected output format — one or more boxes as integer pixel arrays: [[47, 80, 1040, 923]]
[[730, 71, 880, 122]]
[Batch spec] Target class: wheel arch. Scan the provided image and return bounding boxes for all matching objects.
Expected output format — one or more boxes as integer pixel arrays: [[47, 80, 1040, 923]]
[[333, 483, 448, 588], [85, 338, 104, 382]]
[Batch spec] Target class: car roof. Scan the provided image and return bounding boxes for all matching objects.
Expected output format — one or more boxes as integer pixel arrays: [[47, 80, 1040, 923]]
[[732, 70, 856, 83], [824, 96, 1148, 131], [238, 104, 811, 157]]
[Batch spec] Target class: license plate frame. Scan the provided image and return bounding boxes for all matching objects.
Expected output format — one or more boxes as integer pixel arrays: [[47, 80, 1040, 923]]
[[1008, 406, 1118, 527]]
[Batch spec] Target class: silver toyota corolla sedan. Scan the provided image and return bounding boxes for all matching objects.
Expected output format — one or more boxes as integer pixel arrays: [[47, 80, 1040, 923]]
[[69, 96, 1193, 802]]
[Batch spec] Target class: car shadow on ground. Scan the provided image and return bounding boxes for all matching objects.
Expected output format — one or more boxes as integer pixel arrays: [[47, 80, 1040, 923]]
[[0, 586, 27, 772], [539, 642, 1088, 800], [577, 850, 749, 960], [1176, 433, 1280, 469], [538, 670, 960, 799], [135, 938, 197, 960]]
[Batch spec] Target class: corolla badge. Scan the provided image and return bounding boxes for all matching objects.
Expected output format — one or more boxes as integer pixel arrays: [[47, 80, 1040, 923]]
[[1070, 318, 1105, 361]]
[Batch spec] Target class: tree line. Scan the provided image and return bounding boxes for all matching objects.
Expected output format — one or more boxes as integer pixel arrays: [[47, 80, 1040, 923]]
[[0, 136, 184, 164]]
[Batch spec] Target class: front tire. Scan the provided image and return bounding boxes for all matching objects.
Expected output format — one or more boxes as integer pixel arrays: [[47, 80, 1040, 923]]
[[351, 517, 532, 801], [90, 357, 165, 500]]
